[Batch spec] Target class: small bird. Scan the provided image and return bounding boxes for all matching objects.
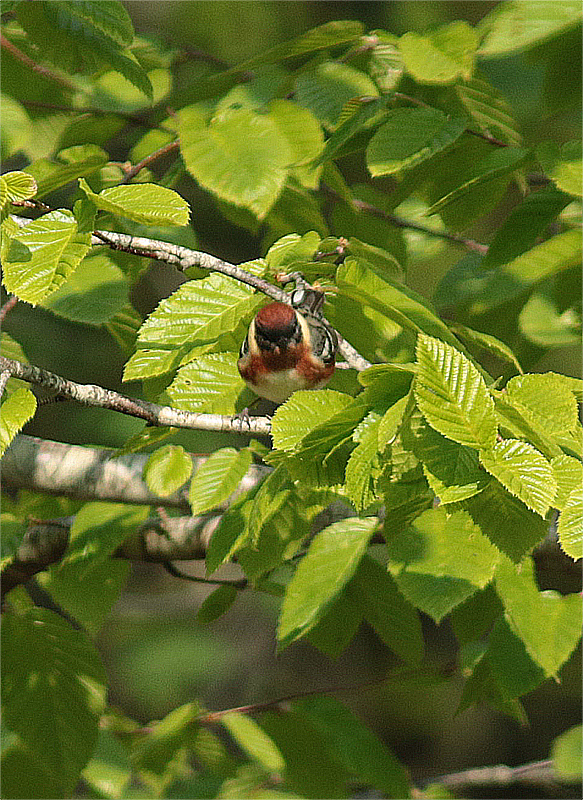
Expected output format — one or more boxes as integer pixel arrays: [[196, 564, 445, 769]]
[[238, 301, 338, 403]]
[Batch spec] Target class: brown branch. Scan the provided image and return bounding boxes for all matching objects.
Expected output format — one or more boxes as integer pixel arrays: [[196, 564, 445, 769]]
[[0, 295, 18, 325], [163, 561, 248, 589], [352, 199, 489, 255], [322, 188, 489, 255], [0, 357, 272, 437], [1, 34, 75, 91], [121, 140, 180, 183], [198, 674, 396, 722]]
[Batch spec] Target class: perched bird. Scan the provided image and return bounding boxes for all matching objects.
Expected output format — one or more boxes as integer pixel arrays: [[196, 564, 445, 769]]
[[237, 301, 338, 403]]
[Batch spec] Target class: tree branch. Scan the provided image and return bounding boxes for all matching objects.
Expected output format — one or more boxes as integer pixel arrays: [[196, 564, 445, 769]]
[[429, 759, 561, 794], [2, 435, 268, 509], [121, 140, 180, 183], [0, 295, 19, 324], [0, 34, 75, 91], [0, 358, 272, 436], [0, 512, 226, 599]]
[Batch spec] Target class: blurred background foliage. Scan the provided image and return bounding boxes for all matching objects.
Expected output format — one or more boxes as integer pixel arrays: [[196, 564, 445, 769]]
[[2, 2, 581, 794]]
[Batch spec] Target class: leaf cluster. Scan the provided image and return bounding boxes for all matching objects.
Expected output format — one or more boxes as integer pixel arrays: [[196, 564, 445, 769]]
[[1, 2, 582, 798]]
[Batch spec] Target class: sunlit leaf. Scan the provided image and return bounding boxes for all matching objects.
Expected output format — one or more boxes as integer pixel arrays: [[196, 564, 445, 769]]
[[144, 445, 193, 497], [398, 21, 478, 83], [278, 517, 377, 648], [78, 179, 189, 226], [414, 334, 497, 450], [366, 107, 466, 177]]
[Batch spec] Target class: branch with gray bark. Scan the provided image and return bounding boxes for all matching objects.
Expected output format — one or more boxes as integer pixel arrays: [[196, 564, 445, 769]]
[[0, 357, 273, 436]]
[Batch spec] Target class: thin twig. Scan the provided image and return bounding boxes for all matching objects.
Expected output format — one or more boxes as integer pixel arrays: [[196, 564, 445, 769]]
[[198, 674, 395, 722], [163, 561, 248, 589], [0, 357, 272, 437], [321, 189, 489, 255], [0, 295, 19, 324], [1, 34, 75, 91], [465, 127, 510, 149], [20, 100, 173, 132], [122, 140, 180, 183]]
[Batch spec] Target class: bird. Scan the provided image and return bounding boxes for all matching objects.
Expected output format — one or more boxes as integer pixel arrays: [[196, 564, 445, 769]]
[[237, 300, 338, 403]]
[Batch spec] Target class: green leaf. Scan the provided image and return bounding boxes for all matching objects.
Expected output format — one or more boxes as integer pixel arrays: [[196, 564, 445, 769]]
[[246, 465, 293, 548], [519, 292, 581, 348], [16, 1, 152, 99], [551, 455, 583, 511], [221, 713, 285, 772], [345, 413, 382, 512], [1, 608, 107, 795], [205, 491, 257, 575], [398, 21, 478, 84], [454, 74, 521, 146], [386, 507, 500, 623], [348, 554, 424, 666], [41, 251, 129, 324], [271, 389, 352, 451], [295, 696, 411, 799], [189, 447, 252, 515], [132, 702, 201, 794], [427, 146, 530, 217], [277, 517, 377, 649], [414, 334, 497, 450], [557, 488, 582, 561], [552, 725, 583, 782], [486, 617, 546, 699], [232, 20, 365, 70], [307, 590, 363, 658], [143, 445, 193, 497], [495, 556, 582, 677], [482, 187, 572, 268], [447, 323, 523, 375], [479, 439, 556, 517], [295, 61, 379, 129], [268, 100, 324, 190], [179, 105, 290, 219], [462, 479, 549, 561], [195, 584, 238, 625], [404, 413, 490, 504], [477, 0, 582, 57], [537, 140, 582, 197], [1, 211, 91, 304], [40, 503, 148, 632], [78, 179, 189, 226], [1, 170, 37, 207], [166, 352, 246, 415], [313, 96, 391, 166], [504, 373, 579, 436], [26, 145, 108, 198], [1, 95, 32, 160], [366, 107, 466, 177], [367, 31, 404, 91], [337, 258, 464, 348], [0, 387, 37, 457], [82, 729, 132, 800], [259, 710, 351, 798]]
